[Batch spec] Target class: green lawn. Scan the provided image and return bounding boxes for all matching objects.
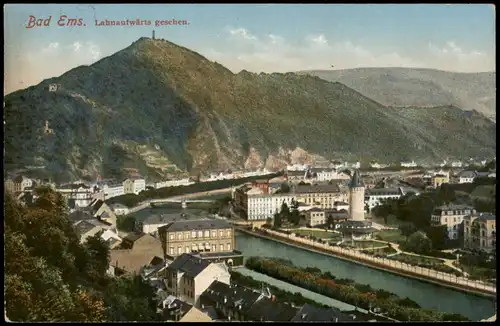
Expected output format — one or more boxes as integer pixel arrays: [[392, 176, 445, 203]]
[[470, 185, 495, 200], [292, 229, 341, 239], [454, 263, 497, 282], [371, 214, 405, 227], [374, 229, 406, 243], [389, 253, 444, 266]]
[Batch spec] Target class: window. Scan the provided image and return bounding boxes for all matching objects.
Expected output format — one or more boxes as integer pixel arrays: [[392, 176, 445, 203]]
[[169, 234, 174, 240], [227, 243, 231, 251], [220, 244, 224, 251], [197, 231, 203, 238], [177, 233, 182, 240], [186, 246, 190, 253], [169, 247, 174, 255], [445, 218, 447, 223], [211, 230, 216, 238], [204, 230, 210, 238], [226, 229, 231, 237], [185, 232, 190, 239], [178, 247, 182, 254], [212, 244, 216, 251], [191, 231, 197, 238], [219, 230, 223, 237]]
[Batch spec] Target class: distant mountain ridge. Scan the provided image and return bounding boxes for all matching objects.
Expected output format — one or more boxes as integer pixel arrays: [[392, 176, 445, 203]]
[[298, 68, 496, 122], [4, 38, 496, 182]]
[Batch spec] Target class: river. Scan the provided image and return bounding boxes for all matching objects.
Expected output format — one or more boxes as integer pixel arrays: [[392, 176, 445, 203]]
[[127, 202, 495, 321], [235, 232, 496, 321]]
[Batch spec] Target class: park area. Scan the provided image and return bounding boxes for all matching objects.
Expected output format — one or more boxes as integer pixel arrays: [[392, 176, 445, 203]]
[[290, 228, 342, 241], [361, 246, 398, 256], [373, 229, 406, 244]]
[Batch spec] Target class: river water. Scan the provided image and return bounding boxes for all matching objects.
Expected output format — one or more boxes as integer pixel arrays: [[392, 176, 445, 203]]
[[128, 202, 495, 321], [235, 232, 496, 321]]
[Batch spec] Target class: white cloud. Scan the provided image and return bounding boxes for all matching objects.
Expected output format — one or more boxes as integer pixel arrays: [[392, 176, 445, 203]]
[[228, 27, 257, 41], [5, 41, 102, 94], [201, 28, 495, 74]]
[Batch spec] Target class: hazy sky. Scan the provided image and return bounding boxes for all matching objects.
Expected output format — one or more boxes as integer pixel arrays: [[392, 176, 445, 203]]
[[4, 4, 496, 94]]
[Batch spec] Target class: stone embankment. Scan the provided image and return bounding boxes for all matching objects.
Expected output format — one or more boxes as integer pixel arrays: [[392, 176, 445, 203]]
[[236, 227, 496, 297]]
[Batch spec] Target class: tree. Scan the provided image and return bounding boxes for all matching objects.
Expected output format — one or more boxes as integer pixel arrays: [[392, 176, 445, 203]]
[[117, 215, 137, 232], [272, 212, 282, 228], [404, 231, 432, 254], [279, 183, 291, 194], [288, 200, 301, 225], [280, 202, 291, 221], [399, 223, 417, 242], [327, 215, 334, 229], [425, 225, 448, 250]]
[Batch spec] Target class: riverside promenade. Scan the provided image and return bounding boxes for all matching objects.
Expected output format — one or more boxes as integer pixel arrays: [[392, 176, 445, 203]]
[[236, 227, 496, 297]]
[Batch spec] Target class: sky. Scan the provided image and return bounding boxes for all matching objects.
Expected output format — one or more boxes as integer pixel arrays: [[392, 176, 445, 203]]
[[4, 4, 496, 94]]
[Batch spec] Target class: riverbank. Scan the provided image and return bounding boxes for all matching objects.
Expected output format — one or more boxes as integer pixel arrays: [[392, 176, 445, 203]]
[[235, 227, 496, 298]]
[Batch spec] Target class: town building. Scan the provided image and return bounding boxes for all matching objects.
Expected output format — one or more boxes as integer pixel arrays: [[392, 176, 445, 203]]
[[154, 178, 194, 189], [305, 207, 326, 227], [400, 161, 418, 168], [431, 174, 450, 188], [464, 213, 496, 252], [165, 253, 231, 307], [56, 184, 94, 208], [12, 175, 34, 193], [123, 177, 146, 195], [456, 170, 477, 184], [233, 185, 296, 221], [431, 204, 476, 240], [101, 182, 125, 199], [199, 281, 272, 321], [285, 170, 307, 183], [294, 184, 348, 209], [364, 187, 404, 211], [109, 233, 164, 275], [86, 199, 117, 227], [306, 168, 350, 182], [158, 219, 234, 258], [251, 179, 270, 194]]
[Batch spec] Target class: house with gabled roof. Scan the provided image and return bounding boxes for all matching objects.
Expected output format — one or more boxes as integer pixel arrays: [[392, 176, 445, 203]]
[[165, 253, 231, 307]]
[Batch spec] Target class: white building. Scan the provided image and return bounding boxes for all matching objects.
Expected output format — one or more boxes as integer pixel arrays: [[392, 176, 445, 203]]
[[365, 187, 404, 211], [286, 164, 310, 171], [349, 162, 361, 169], [155, 178, 194, 189], [245, 188, 295, 221], [333, 201, 349, 211], [369, 162, 389, 169], [400, 161, 418, 168], [308, 168, 351, 182], [165, 253, 231, 307], [102, 183, 125, 199], [56, 184, 94, 208], [305, 208, 326, 227], [457, 170, 477, 184], [451, 161, 463, 168], [123, 178, 146, 195], [431, 205, 476, 240]]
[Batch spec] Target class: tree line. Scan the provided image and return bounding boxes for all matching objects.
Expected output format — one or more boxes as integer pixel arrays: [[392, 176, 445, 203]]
[[5, 188, 160, 321]]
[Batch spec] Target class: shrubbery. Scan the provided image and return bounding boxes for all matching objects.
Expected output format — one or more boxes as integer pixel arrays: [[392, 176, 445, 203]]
[[245, 257, 470, 322]]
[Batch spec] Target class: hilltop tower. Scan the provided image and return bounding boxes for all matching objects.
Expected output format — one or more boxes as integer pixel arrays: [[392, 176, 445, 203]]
[[152, 30, 155, 40], [349, 170, 365, 221]]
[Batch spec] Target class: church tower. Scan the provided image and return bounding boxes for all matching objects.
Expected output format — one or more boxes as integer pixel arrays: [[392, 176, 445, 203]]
[[349, 170, 365, 221]]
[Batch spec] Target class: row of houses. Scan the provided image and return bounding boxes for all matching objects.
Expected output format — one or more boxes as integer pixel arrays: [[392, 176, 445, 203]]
[[110, 246, 361, 322], [431, 205, 496, 252], [286, 161, 361, 171], [233, 178, 407, 222]]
